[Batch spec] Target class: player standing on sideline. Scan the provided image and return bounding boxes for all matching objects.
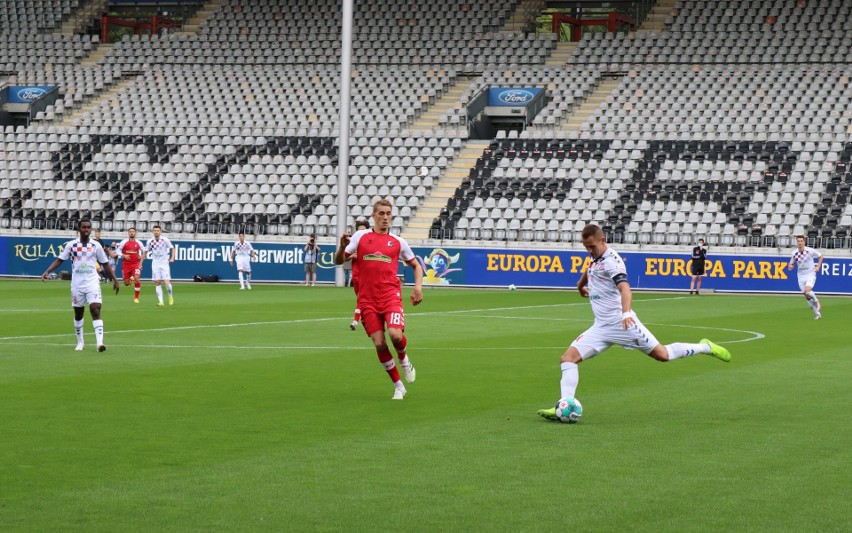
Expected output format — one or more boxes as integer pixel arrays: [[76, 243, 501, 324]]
[[346, 219, 370, 330], [538, 224, 731, 421], [116, 227, 144, 303], [787, 235, 824, 319], [141, 225, 176, 306], [230, 231, 258, 290], [40, 219, 120, 352], [335, 199, 424, 400], [689, 238, 708, 295]]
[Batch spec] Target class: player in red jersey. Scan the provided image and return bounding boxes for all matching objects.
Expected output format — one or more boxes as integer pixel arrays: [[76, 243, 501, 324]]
[[115, 227, 144, 303], [335, 199, 424, 400]]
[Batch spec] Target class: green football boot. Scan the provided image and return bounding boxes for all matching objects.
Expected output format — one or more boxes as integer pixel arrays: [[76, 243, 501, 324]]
[[537, 407, 559, 421], [701, 338, 731, 362]]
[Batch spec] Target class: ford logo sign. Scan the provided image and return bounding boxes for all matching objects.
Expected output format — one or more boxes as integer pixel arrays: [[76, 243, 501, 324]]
[[498, 89, 535, 104], [17, 88, 47, 101]]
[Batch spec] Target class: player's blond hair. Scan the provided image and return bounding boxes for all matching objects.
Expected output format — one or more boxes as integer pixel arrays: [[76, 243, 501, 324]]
[[372, 198, 393, 213]]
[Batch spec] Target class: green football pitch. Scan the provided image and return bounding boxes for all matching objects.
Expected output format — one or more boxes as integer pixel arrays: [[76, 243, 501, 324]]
[[1, 280, 849, 532]]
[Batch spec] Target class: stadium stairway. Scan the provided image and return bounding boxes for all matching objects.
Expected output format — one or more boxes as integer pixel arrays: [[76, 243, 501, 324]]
[[80, 43, 115, 67], [635, 0, 678, 34], [411, 76, 473, 131], [55, 74, 141, 128], [56, 0, 108, 36], [559, 76, 622, 136], [401, 139, 491, 240], [545, 41, 578, 66], [499, 0, 544, 33], [178, 0, 226, 35]]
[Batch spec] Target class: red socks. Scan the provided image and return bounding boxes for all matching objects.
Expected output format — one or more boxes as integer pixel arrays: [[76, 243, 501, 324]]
[[377, 348, 401, 383]]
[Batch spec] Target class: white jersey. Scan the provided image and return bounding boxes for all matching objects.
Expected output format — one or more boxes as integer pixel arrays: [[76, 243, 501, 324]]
[[145, 237, 174, 268], [58, 239, 109, 291], [585, 247, 629, 325], [789, 246, 821, 277], [233, 240, 255, 258]]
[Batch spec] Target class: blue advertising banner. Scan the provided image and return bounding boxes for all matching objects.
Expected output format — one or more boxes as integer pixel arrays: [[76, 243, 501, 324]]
[[487, 87, 542, 107], [3, 236, 852, 294], [7, 86, 54, 103]]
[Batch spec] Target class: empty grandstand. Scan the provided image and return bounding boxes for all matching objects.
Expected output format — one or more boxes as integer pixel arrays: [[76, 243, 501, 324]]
[[1, 0, 850, 252]]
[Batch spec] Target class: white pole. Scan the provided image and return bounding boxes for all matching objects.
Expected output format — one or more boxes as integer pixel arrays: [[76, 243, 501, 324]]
[[335, 0, 354, 287]]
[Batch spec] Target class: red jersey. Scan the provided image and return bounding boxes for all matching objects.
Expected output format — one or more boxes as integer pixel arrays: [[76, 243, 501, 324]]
[[344, 229, 415, 304], [116, 238, 143, 266]]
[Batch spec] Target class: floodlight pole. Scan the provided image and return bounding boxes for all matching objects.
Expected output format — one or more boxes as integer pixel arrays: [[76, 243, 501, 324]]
[[335, 0, 354, 287]]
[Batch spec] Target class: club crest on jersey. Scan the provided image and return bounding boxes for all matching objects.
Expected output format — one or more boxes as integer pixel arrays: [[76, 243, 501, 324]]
[[387, 240, 393, 247], [363, 251, 392, 263]]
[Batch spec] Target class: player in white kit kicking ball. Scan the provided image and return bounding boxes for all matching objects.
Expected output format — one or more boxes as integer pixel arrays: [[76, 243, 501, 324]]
[[538, 224, 732, 421], [41, 219, 120, 352]]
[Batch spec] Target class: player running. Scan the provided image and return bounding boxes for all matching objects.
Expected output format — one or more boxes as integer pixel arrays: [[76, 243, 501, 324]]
[[335, 199, 424, 400], [40, 219, 120, 352], [538, 224, 731, 421], [115, 227, 144, 303], [229, 232, 258, 290], [141, 225, 176, 306], [787, 235, 824, 319]]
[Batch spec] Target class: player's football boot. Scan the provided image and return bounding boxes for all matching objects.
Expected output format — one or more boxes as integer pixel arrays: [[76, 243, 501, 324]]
[[701, 338, 731, 362], [246, 285, 251, 290], [133, 298, 139, 304], [814, 312, 821, 320], [350, 321, 358, 330], [537, 407, 559, 421], [158, 302, 165, 307], [97, 345, 106, 352], [168, 296, 174, 306], [392, 386, 407, 400], [402, 362, 416, 383], [75, 343, 85, 351]]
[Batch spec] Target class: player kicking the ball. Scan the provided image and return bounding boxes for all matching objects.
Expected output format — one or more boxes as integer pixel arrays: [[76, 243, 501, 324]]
[[41, 219, 120, 352], [335, 199, 424, 400], [538, 224, 731, 421], [116, 227, 144, 303]]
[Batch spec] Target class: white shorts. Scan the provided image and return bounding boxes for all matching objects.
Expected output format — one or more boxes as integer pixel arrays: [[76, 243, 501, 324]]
[[570, 313, 661, 359], [71, 286, 102, 307], [797, 275, 816, 292], [236, 257, 252, 272], [151, 264, 171, 281]]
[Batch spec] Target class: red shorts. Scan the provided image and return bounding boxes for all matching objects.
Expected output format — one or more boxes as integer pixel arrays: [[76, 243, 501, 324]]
[[122, 263, 141, 281], [360, 300, 405, 336]]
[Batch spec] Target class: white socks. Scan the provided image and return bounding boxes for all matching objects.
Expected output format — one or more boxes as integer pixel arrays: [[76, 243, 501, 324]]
[[74, 318, 84, 344], [155, 285, 163, 303], [166, 283, 173, 297], [560, 362, 579, 399], [805, 291, 819, 311], [93, 319, 104, 346], [666, 342, 711, 360], [238, 271, 245, 288]]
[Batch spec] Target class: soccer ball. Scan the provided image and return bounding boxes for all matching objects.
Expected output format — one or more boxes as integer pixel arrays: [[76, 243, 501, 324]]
[[508, 284, 517, 291], [555, 397, 583, 424]]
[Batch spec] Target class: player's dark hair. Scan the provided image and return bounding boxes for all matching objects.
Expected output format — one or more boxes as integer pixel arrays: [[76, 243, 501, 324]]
[[581, 224, 603, 239], [128, 226, 136, 231], [78, 218, 91, 229], [795, 235, 805, 240], [239, 231, 245, 236], [153, 224, 161, 230], [355, 219, 369, 229]]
